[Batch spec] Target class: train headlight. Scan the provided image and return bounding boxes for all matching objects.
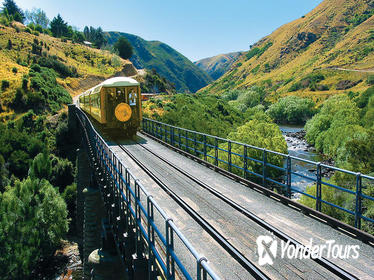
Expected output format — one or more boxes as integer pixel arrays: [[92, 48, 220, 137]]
[[115, 103, 132, 122]]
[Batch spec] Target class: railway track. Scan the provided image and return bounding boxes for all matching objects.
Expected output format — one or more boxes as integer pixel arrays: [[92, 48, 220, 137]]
[[117, 143, 270, 280], [117, 140, 358, 280]]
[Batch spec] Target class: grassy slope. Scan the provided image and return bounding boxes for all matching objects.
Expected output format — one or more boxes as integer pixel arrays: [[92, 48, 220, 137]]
[[200, 0, 374, 104], [194, 51, 243, 80], [105, 31, 212, 93], [0, 23, 131, 119]]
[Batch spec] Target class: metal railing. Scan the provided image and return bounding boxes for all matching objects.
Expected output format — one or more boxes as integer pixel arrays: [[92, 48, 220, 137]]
[[142, 118, 374, 231], [74, 107, 220, 280]]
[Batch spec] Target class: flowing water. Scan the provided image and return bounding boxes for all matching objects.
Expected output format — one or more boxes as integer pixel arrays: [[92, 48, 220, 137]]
[[279, 125, 323, 194]]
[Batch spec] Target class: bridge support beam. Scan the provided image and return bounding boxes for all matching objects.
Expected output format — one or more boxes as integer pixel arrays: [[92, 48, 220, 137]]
[[83, 187, 104, 279]]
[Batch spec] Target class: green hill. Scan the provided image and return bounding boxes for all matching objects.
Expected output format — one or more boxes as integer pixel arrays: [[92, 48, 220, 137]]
[[105, 31, 212, 93], [200, 0, 374, 104], [194, 52, 242, 80]]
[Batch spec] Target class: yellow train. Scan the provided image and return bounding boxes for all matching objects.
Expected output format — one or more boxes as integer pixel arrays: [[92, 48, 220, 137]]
[[78, 77, 142, 137]]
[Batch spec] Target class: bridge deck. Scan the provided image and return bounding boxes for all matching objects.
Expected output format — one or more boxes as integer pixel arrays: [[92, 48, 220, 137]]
[[109, 133, 374, 280]]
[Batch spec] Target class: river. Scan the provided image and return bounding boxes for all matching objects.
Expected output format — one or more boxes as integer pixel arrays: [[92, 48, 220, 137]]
[[279, 125, 322, 195]]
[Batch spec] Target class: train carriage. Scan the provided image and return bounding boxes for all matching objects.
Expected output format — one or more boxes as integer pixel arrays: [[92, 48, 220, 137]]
[[79, 77, 142, 137]]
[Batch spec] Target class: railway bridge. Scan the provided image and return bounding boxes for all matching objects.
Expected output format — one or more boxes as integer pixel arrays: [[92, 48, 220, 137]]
[[68, 104, 374, 280]]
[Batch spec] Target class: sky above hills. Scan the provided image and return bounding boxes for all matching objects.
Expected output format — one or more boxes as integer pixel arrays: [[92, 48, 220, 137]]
[[16, 0, 322, 61]]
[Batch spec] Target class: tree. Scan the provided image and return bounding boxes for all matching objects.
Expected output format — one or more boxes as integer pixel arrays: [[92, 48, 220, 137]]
[[83, 26, 107, 48], [0, 178, 68, 279], [24, 8, 49, 28], [114, 36, 133, 59], [2, 0, 24, 23], [266, 95, 316, 124], [29, 151, 52, 180], [207, 112, 288, 181], [49, 14, 68, 38]]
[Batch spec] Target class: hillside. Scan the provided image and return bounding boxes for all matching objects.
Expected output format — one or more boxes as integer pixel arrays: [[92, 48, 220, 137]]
[[200, 0, 374, 103], [0, 23, 143, 120], [105, 31, 212, 93], [194, 51, 242, 80]]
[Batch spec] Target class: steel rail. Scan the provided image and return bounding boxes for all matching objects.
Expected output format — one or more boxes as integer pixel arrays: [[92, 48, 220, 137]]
[[117, 143, 271, 280], [134, 140, 358, 280]]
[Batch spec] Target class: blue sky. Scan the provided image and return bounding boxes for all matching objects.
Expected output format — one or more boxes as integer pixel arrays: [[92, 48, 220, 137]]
[[15, 0, 322, 61]]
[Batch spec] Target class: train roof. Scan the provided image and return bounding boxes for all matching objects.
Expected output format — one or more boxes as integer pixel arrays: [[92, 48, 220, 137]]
[[101, 77, 140, 87], [80, 77, 140, 97]]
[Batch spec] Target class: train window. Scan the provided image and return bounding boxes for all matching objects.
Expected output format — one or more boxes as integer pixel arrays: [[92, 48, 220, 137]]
[[129, 89, 137, 106]]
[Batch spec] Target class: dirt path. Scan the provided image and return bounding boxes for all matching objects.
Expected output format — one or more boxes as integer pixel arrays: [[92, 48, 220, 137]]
[[327, 67, 374, 73]]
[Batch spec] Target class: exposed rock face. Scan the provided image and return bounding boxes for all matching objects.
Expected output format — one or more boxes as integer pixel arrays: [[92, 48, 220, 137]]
[[336, 79, 362, 90], [113, 62, 138, 77], [282, 32, 318, 57]]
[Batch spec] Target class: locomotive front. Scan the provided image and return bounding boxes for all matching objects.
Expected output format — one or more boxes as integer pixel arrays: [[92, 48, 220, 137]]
[[79, 77, 142, 137], [103, 77, 142, 136]]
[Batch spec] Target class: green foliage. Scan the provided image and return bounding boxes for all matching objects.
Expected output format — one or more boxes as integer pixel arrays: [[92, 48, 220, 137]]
[[149, 94, 244, 138], [11, 66, 17, 73], [24, 8, 49, 28], [37, 55, 78, 78], [54, 117, 79, 160], [0, 178, 68, 279], [50, 156, 75, 191], [29, 151, 52, 180], [300, 179, 350, 221], [207, 111, 287, 182], [49, 14, 68, 38], [246, 42, 273, 60], [367, 75, 374, 85], [62, 183, 77, 232], [289, 82, 302, 92], [0, 122, 44, 178], [344, 128, 374, 173], [10, 65, 72, 113], [2, 0, 24, 23], [266, 96, 315, 124], [141, 69, 176, 94], [83, 26, 106, 48], [0, 155, 9, 192], [114, 36, 133, 59], [72, 30, 85, 43], [227, 86, 267, 112], [305, 94, 374, 170], [290, 73, 325, 92], [246, 47, 261, 60], [346, 10, 374, 27]]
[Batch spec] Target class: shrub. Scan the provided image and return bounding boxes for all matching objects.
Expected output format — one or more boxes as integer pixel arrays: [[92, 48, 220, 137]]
[[305, 95, 363, 162], [12, 67, 17, 74], [6, 39, 12, 50], [62, 183, 77, 232], [28, 23, 35, 30], [114, 37, 133, 59], [289, 82, 302, 91], [266, 96, 316, 124], [35, 24, 43, 33], [25, 27, 32, 33], [367, 75, 374, 85], [207, 112, 287, 183], [37, 56, 78, 78], [33, 30, 40, 36], [29, 152, 52, 180], [0, 178, 68, 279], [1, 80, 10, 91]]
